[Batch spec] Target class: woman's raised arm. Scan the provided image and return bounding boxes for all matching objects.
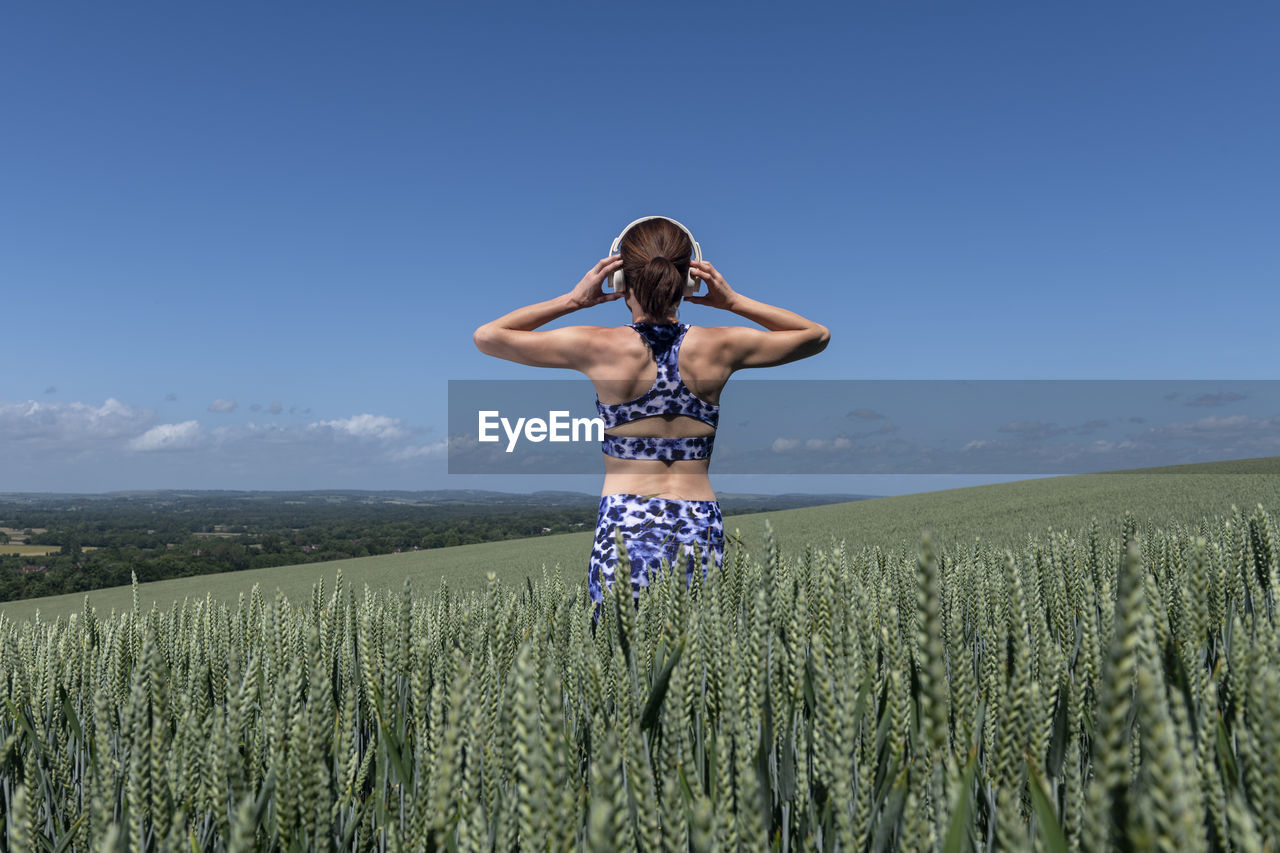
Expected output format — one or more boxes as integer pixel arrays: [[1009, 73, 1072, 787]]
[[686, 259, 830, 370], [472, 255, 624, 369]]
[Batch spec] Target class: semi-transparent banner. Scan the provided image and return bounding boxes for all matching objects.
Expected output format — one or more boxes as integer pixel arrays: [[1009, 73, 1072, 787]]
[[447, 379, 1280, 474]]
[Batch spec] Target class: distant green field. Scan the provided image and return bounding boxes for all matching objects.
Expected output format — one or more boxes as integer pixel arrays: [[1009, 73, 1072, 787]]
[[3, 456, 1278, 625]]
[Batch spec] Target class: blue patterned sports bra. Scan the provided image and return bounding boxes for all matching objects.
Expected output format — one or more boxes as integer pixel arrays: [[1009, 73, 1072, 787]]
[[596, 322, 719, 461]]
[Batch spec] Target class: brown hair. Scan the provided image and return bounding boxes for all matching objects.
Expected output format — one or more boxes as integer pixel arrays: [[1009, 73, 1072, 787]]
[[619, 218, 693, 320]]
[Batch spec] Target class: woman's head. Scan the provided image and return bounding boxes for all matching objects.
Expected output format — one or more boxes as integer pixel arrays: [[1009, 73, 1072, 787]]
[[619, 217, 694, 320]]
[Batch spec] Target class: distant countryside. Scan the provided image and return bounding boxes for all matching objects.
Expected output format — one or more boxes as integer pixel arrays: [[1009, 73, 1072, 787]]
[[0, 490, 866, 604]]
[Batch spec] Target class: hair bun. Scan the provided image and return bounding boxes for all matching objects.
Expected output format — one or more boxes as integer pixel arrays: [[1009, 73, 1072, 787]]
[[620, 218, 694, 318]]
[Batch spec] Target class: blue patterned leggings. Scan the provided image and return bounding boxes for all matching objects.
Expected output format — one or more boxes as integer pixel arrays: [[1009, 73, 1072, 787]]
[[588, 493, 724, 622]]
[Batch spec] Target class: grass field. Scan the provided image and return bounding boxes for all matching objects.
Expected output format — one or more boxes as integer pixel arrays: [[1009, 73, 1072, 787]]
[[0, 544, 62, 557], [2, 456, 1278, 626], [0, 544, 98, 557]]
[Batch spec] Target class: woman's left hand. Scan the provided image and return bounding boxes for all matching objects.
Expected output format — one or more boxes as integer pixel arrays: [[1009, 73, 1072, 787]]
[[567, 255, 625, 309]]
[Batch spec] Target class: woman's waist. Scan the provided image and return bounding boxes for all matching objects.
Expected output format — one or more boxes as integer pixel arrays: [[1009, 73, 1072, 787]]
[[600, 464, 715, 501]]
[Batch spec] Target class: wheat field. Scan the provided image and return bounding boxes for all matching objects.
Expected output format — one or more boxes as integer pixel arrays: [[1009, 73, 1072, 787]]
[[1, 496, 1277, 850]]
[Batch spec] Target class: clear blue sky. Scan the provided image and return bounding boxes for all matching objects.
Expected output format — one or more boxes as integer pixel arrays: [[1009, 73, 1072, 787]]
[[2, 1, 1277, 493]]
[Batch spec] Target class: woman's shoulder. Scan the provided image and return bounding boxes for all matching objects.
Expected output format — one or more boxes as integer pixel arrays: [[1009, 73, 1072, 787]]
[[678, 325, 749, 366], [684, 322, 758, 332], [564, 324, 650, 360], [682, 324, 756, 346], [556, 323, 636, 338]]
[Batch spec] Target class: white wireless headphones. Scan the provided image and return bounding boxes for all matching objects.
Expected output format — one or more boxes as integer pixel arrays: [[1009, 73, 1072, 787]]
[[606, 215, 704, 296]]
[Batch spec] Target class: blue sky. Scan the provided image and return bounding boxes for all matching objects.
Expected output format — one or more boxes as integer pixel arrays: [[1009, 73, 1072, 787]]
[[2, 1, 1277, 494]]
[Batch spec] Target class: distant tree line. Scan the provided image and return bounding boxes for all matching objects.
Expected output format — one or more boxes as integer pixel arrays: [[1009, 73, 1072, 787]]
[[0, 496, 597, 603]]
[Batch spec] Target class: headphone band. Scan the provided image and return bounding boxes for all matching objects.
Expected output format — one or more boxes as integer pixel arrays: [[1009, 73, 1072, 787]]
[[609, 215, 702, 261], [607, 215, 703, 294]]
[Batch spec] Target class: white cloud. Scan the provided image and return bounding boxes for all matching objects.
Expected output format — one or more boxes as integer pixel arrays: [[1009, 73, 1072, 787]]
[[129, 421, 203, 451], [313, 413, 407, 441], [388, 441, 449, 461], [268, 401, 282, 415], [0, 395, 447, 488], [804, 437, 852, 451], [0, 398, 153, 443], [1190, 414, 1251, 429], [773, 436, 852, 452], [1136, 412, 1279, 442], [208, 398, 238, 413]]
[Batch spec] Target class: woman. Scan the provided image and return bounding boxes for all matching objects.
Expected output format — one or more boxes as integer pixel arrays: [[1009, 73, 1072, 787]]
[[473, 216, 829, 620]]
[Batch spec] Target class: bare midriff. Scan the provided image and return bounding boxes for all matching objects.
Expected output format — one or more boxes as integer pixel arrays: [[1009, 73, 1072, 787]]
[[600, 456, 716, 501], [598, 414, 716, 499]]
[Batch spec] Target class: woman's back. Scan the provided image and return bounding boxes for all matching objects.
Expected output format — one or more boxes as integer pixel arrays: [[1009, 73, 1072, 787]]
[[588, 323, 726, 427], [588, 322, 728, 500]]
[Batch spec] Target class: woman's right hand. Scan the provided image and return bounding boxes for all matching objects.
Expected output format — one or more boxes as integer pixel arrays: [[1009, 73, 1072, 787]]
[[685, 259, 739, 311], [567, 255, 625, 309]]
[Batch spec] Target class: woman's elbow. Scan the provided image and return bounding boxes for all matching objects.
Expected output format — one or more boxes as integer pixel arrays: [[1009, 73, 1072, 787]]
[[809, 324, 831, 354], [473, 324, 496, 354]]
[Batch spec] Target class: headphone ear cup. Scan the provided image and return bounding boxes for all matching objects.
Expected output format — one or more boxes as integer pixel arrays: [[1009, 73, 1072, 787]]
[[611, 269, 626, 292]]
